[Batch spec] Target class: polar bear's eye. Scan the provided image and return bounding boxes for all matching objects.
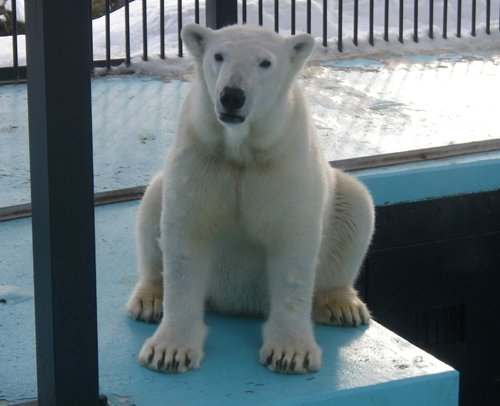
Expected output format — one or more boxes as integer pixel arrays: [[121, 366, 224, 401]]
[[214, 53, 224, 62], [259, 59, 271, 68]]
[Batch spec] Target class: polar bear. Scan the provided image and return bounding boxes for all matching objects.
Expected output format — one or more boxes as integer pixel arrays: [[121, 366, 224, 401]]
[[126, 23, 375, 374]]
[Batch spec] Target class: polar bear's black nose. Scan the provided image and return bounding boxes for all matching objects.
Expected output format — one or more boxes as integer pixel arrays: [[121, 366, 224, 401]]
[[220, 87, 246, 111]]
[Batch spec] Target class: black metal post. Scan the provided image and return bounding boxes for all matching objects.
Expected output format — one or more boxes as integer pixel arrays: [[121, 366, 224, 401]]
[[337, 0, 342, 51], [353, 0, 359, 46], [105, 0, 111, 69], [275, 0, 279, 33], [486, 0, 491, 34], [160, 0, 165, 59], [413, 0, 419, 42], [206, 0, 238, 29], [399, 0, 404, 43], [125, 0, 131, 65], [429, 0, 434, 39], [457, 0, 462, 38], [142, 0, 148, 61], [11, 0, 18, 79], [369, 0, 374, 46], [307, 0, 311, 33], [471, 0, 477, 37], [178, 0, 183, 56], [25, 0, 99, 405], [384, 0, 389, 42], [323, 0, 329, 47], [258, 0, 263, 26], [443, 0, 448, 39]]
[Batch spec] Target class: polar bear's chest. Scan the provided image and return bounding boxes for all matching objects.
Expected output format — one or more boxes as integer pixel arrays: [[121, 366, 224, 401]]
[[222, 131, 256, 164]]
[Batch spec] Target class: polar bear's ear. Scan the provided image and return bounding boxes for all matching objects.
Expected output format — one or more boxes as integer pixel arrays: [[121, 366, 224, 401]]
[[286, 33, 316, 71], [181, 24, 214, 59]]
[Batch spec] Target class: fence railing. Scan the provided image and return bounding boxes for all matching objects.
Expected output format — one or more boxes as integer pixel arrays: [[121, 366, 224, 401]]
[[1, 0, 499, 82]]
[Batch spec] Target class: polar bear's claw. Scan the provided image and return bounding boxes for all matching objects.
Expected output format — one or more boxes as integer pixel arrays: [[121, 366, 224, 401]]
[[313, 288, 371, 327]]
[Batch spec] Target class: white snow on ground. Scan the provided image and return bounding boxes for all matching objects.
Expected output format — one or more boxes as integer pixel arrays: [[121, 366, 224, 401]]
[[305, 53, 500, 159], [2, 0, 500, 69]]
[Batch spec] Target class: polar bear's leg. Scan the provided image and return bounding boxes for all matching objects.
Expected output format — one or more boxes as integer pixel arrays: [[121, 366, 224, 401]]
[[126, 173, 164, 323], [138, 231, 212, 373], [259, 234, 323, 374], [313, 170, 375, 327]]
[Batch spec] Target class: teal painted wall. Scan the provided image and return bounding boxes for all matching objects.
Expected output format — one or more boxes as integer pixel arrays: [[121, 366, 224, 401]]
[[356, 152, 500, 205]]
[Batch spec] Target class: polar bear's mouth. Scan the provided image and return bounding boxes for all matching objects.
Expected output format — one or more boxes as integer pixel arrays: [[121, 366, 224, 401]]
[[218, 112, 246, 124]]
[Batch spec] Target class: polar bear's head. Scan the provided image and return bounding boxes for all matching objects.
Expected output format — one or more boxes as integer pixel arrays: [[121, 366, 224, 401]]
[[181, 24, 315, 127]]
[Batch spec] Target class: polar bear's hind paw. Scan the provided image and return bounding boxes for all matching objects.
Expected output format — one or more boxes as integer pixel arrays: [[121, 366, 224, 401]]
[[126, 280, 163, 323], [313, 287, 371, 327]]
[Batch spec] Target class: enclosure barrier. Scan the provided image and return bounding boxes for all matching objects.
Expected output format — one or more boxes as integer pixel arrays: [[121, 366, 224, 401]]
[[1, 0, 499, 81]]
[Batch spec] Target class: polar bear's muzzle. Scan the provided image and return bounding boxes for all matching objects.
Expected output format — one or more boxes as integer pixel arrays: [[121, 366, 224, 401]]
[[218, 86, 246, 124]]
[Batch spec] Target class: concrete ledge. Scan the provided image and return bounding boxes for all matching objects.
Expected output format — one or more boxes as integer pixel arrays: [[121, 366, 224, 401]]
[[0, 201, 458, 405]]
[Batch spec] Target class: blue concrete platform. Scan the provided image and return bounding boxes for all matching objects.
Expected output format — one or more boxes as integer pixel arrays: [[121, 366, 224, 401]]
[[0, 201, 458, 405]]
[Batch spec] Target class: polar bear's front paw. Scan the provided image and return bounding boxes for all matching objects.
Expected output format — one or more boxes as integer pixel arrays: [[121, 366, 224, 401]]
[[259, 323, 322, 374], [126, 280, 163, 323], [313, 287, 370, 327], [138, 326, 207, 373]]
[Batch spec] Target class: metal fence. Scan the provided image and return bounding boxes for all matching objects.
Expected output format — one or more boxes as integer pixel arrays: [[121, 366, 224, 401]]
[[1, 0, 499, 82]]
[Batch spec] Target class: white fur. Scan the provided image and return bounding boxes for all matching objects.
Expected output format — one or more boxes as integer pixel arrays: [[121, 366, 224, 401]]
[[126, 24, 375, 374]]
